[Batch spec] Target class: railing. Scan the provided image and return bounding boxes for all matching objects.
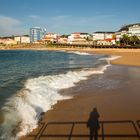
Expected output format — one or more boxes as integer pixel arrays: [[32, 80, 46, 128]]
[[48, 43, 140, 49], [137, 120, 140, 129], [27, 120, 140, 140]]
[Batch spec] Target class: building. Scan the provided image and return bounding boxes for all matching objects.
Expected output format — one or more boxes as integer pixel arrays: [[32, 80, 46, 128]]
[[96, 39, 116, 45], [119, 23, 140, 36], [128, 24, 140, 36], [115, 23, 140, 42], [30, 27, 46, 43], [14, 36, 30, 44], [92, 32, 115, 45], [14, 36, 21, 44], [68, 32, 87, 44], [21, 36, 30, 43], [93, 32, 115, 40], [42, 33, 60, 43], [115, 31, 128, 42], [80, 33, 91, 39], [58, 37, 68, 44]]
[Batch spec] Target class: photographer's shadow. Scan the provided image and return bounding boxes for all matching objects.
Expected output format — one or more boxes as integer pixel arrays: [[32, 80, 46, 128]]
[[87, 108, 100, 140]]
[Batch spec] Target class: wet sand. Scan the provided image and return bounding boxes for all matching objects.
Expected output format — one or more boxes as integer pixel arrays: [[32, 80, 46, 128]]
[[19, 48, 140, 140]]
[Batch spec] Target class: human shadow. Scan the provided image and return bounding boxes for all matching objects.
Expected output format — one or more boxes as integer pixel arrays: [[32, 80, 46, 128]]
[[87, 108, 100, 140]]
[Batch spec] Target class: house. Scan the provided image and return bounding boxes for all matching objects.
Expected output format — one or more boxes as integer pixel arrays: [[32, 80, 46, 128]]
[[68, 32, 87, 44], [97, 38, 116, 45], [42, 33, 60, 43], [92, 32, 115, 45], [58, 37, 68, 44]]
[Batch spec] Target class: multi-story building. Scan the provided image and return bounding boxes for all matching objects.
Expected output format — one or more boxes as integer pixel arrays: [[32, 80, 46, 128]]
[[68, 32, 87, 44], [92, 32, 115, 40], [42, 33, 59, 43], [128, 24, 140, 36], [30, 27, 46, 43], [119, 23, 140, 36], [21, 36, 30, 43], [14, 36, 30, 44], [92, 32, 115, 45]]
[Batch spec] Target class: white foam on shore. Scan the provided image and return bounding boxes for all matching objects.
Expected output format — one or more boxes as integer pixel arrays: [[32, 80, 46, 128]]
[[100, 55, 121, 65], [68, 51, 93, 55], [100, 55, 121, 61]]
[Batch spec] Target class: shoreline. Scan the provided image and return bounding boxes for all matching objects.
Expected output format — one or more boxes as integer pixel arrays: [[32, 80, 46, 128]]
[[1, 47, 140, 67]]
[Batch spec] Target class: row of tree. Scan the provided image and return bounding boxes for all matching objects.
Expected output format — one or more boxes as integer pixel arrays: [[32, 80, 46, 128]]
[[120, 35, 140, 45]]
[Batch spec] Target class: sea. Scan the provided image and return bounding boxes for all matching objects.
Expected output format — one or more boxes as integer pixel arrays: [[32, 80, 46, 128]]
[[0, 50, 114, 140]]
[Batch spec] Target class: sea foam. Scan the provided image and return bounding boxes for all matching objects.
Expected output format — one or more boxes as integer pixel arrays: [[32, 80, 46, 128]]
[[68, 51, 93, 55]]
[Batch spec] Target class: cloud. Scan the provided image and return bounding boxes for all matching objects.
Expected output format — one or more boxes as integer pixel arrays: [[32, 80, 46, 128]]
[[0, 15, 21, 27], [28, 15, 40, 19], [0, 15, 26, 36], [52, 15, 71, 20]]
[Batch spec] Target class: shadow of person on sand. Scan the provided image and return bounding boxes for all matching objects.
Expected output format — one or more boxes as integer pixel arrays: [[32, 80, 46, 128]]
[[87, 108, 100, 140]]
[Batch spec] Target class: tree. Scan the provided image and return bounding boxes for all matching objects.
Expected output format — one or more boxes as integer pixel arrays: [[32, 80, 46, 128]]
[[120, 35, 140, 46], [61, 34, 69, 38], [129, 35, 139, 45], [122, 34, 130, 45]]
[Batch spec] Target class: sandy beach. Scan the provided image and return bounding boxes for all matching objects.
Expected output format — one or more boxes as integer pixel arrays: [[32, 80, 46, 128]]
[[2, 47, 139, 140]]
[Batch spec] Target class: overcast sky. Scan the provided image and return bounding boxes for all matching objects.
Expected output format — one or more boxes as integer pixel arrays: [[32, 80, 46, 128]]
[[0, 0, 140, 36]]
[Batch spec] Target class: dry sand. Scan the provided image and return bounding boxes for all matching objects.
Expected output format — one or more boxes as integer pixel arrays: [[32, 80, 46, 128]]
[[4, 48, 139, 140]]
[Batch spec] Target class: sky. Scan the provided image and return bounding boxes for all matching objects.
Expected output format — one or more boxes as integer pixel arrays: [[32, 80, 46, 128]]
[[0, 0, 140, 36]]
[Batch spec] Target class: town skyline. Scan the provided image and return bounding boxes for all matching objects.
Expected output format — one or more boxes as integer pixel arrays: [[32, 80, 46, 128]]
[[0, 0, 140, 36]]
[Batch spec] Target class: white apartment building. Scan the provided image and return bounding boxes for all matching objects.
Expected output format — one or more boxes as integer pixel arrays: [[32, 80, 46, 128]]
[[43, 33, 60, 42], [93, 32, 115, 40], [21, 36, 30, 43], [14, 36, 30, 44], [14, 36, 21, 43], [68, 32, 87, 44], [92, 32, 115, 45], [128, 24, 140, 36]]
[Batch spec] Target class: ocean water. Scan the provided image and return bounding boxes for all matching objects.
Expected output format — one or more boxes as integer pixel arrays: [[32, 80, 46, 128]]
[[0, 50, 111, 140]]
